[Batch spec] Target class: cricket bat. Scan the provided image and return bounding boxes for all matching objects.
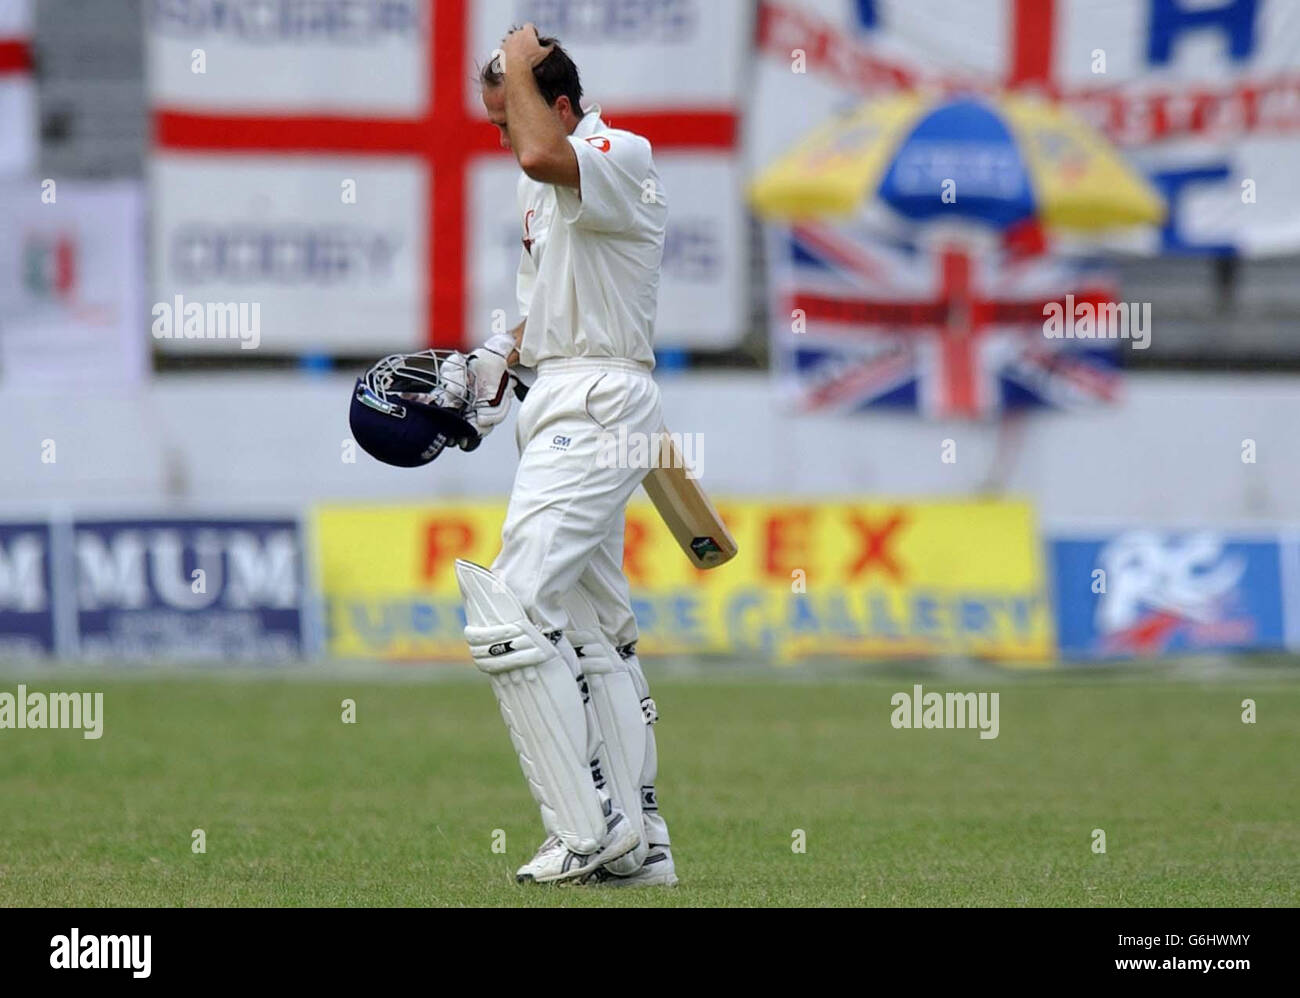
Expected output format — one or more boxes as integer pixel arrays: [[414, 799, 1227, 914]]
[[510, 380, 736, 569], [641, 428, 738, 570]]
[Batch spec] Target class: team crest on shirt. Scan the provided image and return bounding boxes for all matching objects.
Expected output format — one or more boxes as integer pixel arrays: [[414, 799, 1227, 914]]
[[584, 136, 611, 153]]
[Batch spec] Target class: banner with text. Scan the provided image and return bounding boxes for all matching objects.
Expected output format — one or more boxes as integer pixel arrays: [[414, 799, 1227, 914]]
[[71, 518, 307, 662], [315, 498, 1055, 663], [0, 521, 54, 660]]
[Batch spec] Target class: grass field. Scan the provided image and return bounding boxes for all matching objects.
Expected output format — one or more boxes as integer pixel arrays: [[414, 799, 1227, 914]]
[[1, 667, 1297, 907]]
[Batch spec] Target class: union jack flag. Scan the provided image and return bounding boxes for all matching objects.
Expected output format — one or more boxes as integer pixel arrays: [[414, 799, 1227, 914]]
[[770, 222, 1122, 420]]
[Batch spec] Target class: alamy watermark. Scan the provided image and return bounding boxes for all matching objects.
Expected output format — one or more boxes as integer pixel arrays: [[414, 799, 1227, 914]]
[[151, 294, 261, 350], [890, 684, 999, 739], [1043, 295, 1151, 350], [595, 426, 704, 479], [0, 685, 103, 739], [50, 929, 150, 978]]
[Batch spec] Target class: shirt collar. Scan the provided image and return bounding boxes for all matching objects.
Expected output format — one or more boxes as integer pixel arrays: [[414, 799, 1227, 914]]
[[573, 104, 604, 138]]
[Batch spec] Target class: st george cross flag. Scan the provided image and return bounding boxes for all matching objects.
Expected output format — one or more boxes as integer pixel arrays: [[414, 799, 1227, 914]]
[[147, 0, 748, 356], [769, 223, 1122, 420]]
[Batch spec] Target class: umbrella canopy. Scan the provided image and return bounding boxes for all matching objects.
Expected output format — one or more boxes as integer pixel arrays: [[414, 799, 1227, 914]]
[[749, 93, 1165, 232]]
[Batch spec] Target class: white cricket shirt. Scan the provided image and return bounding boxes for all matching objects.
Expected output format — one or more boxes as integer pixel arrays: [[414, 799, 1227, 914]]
[[514, 107, 666, 369]]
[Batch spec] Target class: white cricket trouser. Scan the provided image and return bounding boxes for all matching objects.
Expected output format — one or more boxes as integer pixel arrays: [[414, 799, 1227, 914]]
[[492, 357, 661, 638]]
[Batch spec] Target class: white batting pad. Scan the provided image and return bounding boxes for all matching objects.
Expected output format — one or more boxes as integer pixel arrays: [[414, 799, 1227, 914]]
[[562, 588, 649, 875], [455, 559, 606, 854]]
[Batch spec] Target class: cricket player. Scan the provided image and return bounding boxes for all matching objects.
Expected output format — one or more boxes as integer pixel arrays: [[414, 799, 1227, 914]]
[[440, 25, 675, 887]]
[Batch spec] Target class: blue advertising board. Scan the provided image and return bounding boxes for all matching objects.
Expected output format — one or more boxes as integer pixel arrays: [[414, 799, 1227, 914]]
[[1051, 530, 1287, 660], [0, 522, 56, 659], [71, 518, 305, 661]]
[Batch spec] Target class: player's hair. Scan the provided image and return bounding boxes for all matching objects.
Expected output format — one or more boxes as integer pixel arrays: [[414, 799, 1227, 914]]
[[480, 31, 584, 116]]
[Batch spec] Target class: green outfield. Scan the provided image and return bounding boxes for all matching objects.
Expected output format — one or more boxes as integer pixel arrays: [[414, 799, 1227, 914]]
[[1, 668, 1297, 907]]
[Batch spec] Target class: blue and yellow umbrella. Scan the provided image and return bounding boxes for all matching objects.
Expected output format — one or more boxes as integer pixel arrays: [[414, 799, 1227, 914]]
[[749, 93, 1165, 232]]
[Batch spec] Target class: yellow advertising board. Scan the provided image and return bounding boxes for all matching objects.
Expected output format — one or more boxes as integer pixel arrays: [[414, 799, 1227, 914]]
[[313, 498, 1055, 664]]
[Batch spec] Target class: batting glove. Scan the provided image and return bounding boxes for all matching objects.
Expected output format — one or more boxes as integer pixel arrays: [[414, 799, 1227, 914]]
[[465, 333, 517, 438], [430, 351, 470, 411]]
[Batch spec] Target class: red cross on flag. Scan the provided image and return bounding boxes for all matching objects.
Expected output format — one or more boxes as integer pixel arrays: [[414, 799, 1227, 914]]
[[149, 0, 749, 356], [0, 0, 35, 177]]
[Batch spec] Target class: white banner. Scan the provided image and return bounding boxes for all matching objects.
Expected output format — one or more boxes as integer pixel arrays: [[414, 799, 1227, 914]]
[[147, 0, 427, 113], [0, 180, 147, 389], [151, 156, 426, 354]]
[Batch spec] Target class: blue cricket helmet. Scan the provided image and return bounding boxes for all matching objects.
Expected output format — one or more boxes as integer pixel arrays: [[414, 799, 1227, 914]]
[[349, 351, 480, 468]]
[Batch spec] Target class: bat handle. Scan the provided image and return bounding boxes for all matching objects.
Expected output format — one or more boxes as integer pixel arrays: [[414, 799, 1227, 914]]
[[513, 377, 530, 401]]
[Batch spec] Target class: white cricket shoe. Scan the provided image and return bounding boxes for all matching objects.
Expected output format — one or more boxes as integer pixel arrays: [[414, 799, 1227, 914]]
[[515, 807, 641, 885], [515, 834, 564, 883], [582, 846, 678, 888]]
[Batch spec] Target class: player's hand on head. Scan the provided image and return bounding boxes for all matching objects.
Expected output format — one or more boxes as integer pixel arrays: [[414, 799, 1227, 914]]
[[501, 23, 552, 70]]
